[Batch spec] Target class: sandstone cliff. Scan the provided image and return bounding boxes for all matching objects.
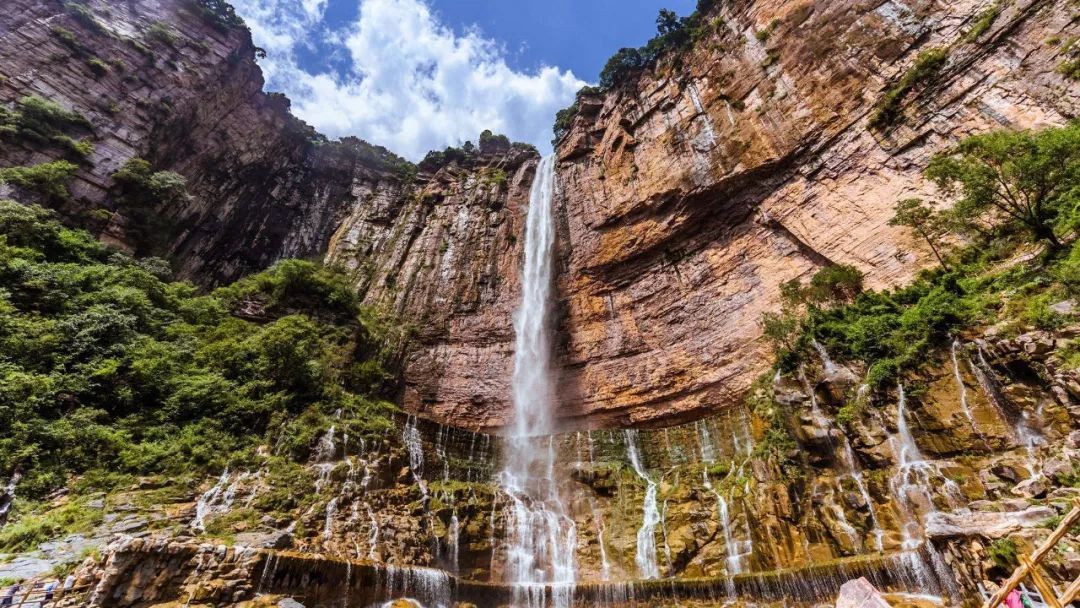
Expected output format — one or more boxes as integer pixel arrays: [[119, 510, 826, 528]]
[[550, 0, 1078, 429], [0, 0, 406, 285], [1, 0, 1077, 432]]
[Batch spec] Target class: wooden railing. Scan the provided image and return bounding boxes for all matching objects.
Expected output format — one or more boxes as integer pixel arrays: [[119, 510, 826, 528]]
[[983, 498, 1080, 608], [2, 581, 93, 607]]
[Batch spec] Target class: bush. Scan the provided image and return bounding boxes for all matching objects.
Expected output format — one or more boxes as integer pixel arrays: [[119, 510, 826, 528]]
[[0, 202, 400, 499], [869, 47, 949, 129], [185, 0, 246, 31], [0, 161, 79, 201]]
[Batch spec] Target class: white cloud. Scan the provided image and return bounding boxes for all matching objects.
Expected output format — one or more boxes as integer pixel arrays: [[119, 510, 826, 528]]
[[230, 0, 586, 160]]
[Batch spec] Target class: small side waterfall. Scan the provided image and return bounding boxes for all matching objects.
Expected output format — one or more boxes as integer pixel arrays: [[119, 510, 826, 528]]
[[624, 430, 661, 579], [950, 340, 987, 444], [497, 155, 578, 608]]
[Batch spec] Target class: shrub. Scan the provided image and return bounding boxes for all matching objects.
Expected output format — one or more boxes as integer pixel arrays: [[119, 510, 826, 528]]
[[0, 160, 79, 201], [145, 21, 178, 47], [87, 57, 110, 75], [185, 0, 246, 31], [868, 47, 949, 129], [63, 2, 105, 33], [0, 202, 400, 499], [987, 538, 1018, 569]]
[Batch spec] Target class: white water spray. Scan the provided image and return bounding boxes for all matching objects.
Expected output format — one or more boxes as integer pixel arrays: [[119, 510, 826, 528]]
[[624, 430, 661, 579], [497, 155, 578, 608]]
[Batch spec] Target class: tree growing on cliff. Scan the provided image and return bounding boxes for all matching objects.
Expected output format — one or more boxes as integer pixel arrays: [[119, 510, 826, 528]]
[[889, 198, 951, 270], [926, 122, 1080, 250]]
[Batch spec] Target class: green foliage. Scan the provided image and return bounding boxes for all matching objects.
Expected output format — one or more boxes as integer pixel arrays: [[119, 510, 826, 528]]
[[87, 57, 110, 76], [987, 537, 1019, 569], [963, 4, 1000, 43], [804, 264, 864, 305], [63, 2, 105, 33], [0, 498, 103, 553], [890, 198, 951, 269], [597, 4, 719, 91], [185, 0, 246, 31], [109, 158, 188, 254], [145, 21, 177, 47], [746, 374, 799, 477], [926, 122, 1080, 249], [0, 202, 400, 500], [51, 26, 90, 56], [0, 96, 94, 158], [1056, 37, 1080, 81], [868, 47, 949, 129], [553, 101, 580, 144], [478, 129, 510, 150], [0, 161, 79, 201], [755, 19, 780, 42]]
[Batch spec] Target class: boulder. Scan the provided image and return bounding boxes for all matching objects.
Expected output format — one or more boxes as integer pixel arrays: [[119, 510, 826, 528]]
[[836, 577, 891, 608], [1012, 476, 1050, 499], [925, 506, 1056, 539]]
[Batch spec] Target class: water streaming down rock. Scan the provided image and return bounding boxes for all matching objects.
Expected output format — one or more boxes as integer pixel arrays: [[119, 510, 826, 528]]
[[0, 470, 21, 526], [497, 155, 578, 608], [624, 429, 662, 580], [840, 438, 885, 552], [950, 339, 987, 444], [191, 469, 230, 532], [404, 415, 429, 501], [889, 384, 960, 598]]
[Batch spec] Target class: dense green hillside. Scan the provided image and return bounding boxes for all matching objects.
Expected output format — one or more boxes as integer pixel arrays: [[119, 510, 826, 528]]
[[0, 200, 403, 504]]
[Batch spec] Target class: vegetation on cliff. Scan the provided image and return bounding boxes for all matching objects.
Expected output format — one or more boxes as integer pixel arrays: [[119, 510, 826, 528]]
[[0, 201, 402, 503], [552, 0, 721, 141], [763, 122, 1080, 391]]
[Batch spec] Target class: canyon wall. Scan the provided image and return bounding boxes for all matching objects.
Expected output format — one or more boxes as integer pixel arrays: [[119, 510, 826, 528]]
[[0, 0, 406, 285], [1, 0, 1077, 431], [550, 0, 1078, 428]]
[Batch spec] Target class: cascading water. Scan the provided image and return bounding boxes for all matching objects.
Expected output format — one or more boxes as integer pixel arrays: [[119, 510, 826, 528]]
[[890, 384, 960, 598], [624, 429, 661, 579], [950, 339, 987, 444], [497, 155, 578, 608]]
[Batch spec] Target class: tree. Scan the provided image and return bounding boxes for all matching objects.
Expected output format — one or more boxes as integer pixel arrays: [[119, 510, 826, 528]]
[[804, 264, 864, 305], [890, 198, 951, 270], [926, 123, 1080, 250]]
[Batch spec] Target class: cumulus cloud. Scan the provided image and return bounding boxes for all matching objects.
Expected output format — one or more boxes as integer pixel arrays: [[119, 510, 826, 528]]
[[230, 0, 587, 160]]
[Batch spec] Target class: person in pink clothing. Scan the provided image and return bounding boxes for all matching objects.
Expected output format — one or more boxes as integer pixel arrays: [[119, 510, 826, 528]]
[[1005, 588, 1024, 608]]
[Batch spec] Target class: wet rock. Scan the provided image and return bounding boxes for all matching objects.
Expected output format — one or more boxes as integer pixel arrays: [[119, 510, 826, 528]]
[[235, 530, 293, 550], [835, 577, 890, 608], [1012, 476, 1050, 499], [925, 506, 1055, 539], [278, 599, 305, 608]]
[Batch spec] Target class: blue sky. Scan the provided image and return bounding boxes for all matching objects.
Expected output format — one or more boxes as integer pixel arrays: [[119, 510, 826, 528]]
[[230, 0, 694, 160]]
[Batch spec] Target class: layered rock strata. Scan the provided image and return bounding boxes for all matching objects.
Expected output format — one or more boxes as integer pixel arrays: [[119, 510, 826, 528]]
[[550, 0, 1079, 428]]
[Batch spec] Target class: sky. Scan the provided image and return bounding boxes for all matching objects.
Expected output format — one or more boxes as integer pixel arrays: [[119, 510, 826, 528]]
[[229, 0, 696, 160]]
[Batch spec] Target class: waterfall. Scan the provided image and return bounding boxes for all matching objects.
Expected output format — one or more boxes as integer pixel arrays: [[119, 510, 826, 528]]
[[498, 155, 578, 608], [191, 469, 230, 532], [403, 416, 429, 501], [950, 340, 986, 443], [624, 429, 661, 579], [0, 470, 20, 527], [840, 439, 885, 552], [890, 384, 961, 598]]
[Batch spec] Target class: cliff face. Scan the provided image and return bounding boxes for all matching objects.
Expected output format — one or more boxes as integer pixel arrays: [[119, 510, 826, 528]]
[[324, 142, 541, 428], [0, 0, 403, 285], [1, 0, 1076, 432], [550, 0, 1078, 428]]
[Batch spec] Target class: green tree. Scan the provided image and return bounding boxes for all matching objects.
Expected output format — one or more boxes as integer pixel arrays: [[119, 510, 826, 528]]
[[804, 264, 864, 305], [926, 123, 1080, 249], [890, 198, 951, 270]]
